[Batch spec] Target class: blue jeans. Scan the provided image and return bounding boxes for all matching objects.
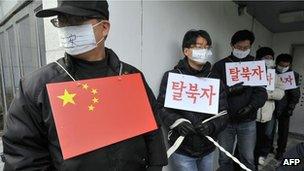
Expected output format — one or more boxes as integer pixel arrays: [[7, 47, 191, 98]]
[[218, 121, 256, 171], [169, 152, 214, 171]]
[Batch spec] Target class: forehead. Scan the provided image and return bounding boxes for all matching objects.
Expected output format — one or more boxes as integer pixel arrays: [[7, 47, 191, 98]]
[[263, 55, 274, 59], [234, 40, 251, 47], [196, 36, 207, 43], [278, 61, 291, 66]]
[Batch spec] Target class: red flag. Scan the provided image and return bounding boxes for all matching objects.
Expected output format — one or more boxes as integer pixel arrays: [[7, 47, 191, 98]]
[[46, 73, 157, 159]]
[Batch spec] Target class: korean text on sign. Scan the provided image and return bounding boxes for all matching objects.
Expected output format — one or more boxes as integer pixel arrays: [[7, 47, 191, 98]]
[[225, 60, 268, 86], [266, 69, 276, 91], [164, 73, 220, 115], [278, 71, 297, 90]]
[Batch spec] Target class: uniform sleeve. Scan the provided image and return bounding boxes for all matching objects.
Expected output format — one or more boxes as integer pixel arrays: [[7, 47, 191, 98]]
[[286, 72, 301, 111], [155, 72, 183, 128], [2, 79, 51, 171], [139, 73, 168, 167], [249, 86, 268, 110], [210, 80, 229, 137]]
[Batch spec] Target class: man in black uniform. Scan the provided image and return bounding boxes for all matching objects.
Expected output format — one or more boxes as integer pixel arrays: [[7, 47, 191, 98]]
[[273, 54, 301, 160], [157, 29, 229, 171], [2, 1, 167, 170], [212, 30, 267, 171]]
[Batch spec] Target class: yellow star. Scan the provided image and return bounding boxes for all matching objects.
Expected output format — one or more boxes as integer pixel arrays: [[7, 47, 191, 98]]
[[82, 83, 89, 90], [58, 89, 76, 106], [91, 89, 98, 95], [92, 97, 99, 103], [88, 104, 95, 112]]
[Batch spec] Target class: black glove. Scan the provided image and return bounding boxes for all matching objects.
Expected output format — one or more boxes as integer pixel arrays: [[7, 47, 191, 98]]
[[195, 122, 215, 137], [228, 82, 244, 96], [174, 121, 196, 136], [146, 166, 162, 171], [236, 104, 255, 120]]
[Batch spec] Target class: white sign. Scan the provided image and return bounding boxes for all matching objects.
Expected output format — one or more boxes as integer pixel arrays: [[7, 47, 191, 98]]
[[225, 60, 268, 86], [278, 71, 297, 90], [266, 69, 276, 91], [164, 73, 220, 115]]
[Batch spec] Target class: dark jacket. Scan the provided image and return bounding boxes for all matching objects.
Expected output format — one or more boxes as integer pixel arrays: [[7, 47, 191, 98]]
[[274, 69, 301, 117], [211, 54, 268, 123], [156, 58, 229, 158], [2, 48, 168, 171]]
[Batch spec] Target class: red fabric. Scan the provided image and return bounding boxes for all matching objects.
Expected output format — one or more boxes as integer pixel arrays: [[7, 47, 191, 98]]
[[47, 73, 157, 159]]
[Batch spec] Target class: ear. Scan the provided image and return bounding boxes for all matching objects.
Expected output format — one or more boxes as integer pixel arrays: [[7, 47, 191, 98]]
[[230, 43, 234, 50], [184, 48, 191, 57], [101, 21, 111, 37]]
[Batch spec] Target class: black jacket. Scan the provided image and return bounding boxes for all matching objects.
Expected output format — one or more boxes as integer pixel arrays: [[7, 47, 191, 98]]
[[156, 58, 229, 158], [2, 48, 168, 171], [211, 54, 268, 123], [274, 69, 301, 117]]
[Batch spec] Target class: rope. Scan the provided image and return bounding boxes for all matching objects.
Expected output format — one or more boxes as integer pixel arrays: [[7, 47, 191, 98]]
[[166, 110, 252, 171]]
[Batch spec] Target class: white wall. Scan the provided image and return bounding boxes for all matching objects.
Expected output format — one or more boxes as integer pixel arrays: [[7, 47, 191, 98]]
[[42, 0, 274, 95], [0, 0, 19, 20], [272, 31, 304, 55], [141, 1, 273, 93]]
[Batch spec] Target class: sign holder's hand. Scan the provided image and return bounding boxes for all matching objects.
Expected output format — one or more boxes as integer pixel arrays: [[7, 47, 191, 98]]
[[174, 121, 196, 136], [166, 111, 252, 171], [228, 82, 244, 96]]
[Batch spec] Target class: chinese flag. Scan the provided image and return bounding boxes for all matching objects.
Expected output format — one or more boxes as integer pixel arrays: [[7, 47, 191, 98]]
[[46, 73, 157, 159]]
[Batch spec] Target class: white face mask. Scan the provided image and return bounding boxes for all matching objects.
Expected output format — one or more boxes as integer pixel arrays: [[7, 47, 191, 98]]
[[277, 65, 289, 73], [264, 59, 275, 68], [233, 48, 250, 59], [190, 48, 213, 64], [58, 22, 104, 55]]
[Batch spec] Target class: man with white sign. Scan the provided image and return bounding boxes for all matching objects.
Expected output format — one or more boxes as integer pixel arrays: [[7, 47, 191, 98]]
[[225, 60, 268, 87], [272, 54, 301, 160], [278, 71, 298, 90], [156, 30, 228, 171], [254, 47, 285, 167], [211, 30, 267, 171]]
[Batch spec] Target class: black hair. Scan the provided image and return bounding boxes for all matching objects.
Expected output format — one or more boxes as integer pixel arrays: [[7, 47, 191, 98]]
[[231, 29, 255, 46], [182, 29, 212, 50], [256, 47, 274, 60], [276, 53, 293, 65]]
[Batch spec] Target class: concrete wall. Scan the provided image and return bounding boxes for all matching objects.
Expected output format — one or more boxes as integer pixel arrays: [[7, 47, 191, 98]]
[[42, 0, 274, 95], [140, 1, 273, 93], [272, 31, 304, 55]]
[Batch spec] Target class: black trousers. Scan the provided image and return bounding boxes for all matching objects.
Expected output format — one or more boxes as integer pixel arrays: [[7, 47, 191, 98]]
[[254, 118, 277, 168], [277, 115, 290, 154]]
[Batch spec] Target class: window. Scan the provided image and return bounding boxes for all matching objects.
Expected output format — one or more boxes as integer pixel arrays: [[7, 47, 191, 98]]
[[0, 32, 14, 110], [7, 26, 21, 92], [18, 15, 39, 75]]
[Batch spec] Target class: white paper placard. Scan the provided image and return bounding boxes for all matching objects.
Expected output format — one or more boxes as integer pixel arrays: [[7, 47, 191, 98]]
[[225, 60, 268, 86], [164, 73, 220, 115], [278, 71, 297, 90], [266, 69, 276, 91]]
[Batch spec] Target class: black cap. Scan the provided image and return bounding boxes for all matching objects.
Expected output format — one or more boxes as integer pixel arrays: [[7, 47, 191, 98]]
[[36, 0, 109, 19]]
